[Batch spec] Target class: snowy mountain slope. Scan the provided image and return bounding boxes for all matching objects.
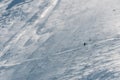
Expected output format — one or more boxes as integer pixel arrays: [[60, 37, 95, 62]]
[[0, 0, 120, 80]]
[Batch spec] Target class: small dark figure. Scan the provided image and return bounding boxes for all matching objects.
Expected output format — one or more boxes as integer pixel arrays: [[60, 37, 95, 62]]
[[83, 42, 87, 46]]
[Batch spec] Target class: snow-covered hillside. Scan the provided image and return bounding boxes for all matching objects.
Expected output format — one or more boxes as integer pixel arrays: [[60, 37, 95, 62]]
[[0, 0, 120, 80]]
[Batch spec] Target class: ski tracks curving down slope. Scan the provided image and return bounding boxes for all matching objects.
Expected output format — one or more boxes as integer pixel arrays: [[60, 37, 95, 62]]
[[1, 0, 120, 80]]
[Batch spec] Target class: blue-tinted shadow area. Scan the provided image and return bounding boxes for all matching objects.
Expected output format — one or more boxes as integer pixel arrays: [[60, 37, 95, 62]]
[[6, 0, 25, 10]]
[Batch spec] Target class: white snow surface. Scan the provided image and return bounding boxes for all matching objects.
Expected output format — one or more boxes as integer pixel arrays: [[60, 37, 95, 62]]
[[0, 0, 120, 80]]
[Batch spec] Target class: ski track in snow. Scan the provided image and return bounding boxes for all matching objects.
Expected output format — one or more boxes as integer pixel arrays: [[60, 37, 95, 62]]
[[1, 0, 120, 80]]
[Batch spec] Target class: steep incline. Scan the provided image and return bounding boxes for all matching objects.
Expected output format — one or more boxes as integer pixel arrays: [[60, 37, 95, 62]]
[[0, 0, 120, 80]]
